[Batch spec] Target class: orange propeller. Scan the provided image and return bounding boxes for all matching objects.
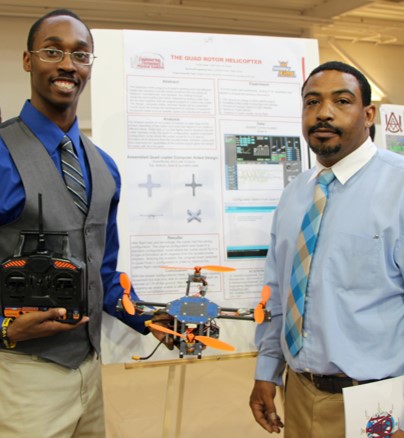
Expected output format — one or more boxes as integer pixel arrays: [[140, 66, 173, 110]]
[[160, 265, 236, 273], [202, 265, 236, 272], [195, 336, 235, 351], [254, 285, 271, 324], [148, 322, 235, 351], [120, 272, 135, 315], [148, 323, 186, 338]]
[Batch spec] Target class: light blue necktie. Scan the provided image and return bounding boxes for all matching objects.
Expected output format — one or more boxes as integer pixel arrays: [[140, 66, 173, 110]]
[[285, 169, 335, 356], [60, 135, 88, 215]]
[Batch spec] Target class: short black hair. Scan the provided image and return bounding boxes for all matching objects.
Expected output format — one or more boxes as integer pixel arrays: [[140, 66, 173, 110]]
[[27, 9, 93, 51], [302, 61, 372, 106]]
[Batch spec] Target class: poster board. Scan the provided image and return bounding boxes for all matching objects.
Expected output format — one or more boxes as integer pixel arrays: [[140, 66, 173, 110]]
[[91, 29, 319, 363]]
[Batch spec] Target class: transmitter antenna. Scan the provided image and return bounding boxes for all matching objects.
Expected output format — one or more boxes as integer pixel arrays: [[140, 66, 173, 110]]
[[37, 193, 47, 254]]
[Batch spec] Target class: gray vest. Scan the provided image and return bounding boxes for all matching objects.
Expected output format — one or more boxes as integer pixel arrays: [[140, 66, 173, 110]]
[[0, 118, 116, 368]]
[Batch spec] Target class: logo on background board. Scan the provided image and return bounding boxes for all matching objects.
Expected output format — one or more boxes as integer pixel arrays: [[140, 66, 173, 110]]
[[385, 112, 403, 133], [131, 53, 165, 69], [272, 61, 296, 78]]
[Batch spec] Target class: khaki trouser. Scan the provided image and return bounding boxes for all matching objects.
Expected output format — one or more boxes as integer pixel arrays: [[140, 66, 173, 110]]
[[0, 349, 105, 438], [284, 368, 345, 438]]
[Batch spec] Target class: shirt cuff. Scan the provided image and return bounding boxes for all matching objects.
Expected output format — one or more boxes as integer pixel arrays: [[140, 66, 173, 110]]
[[255, 354, 285, 386]]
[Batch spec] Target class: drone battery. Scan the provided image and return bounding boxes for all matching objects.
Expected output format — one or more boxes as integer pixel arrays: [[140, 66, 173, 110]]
[[0, 253, 86, 324]]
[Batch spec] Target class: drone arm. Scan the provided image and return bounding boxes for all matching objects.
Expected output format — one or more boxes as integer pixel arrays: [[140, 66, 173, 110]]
[[135, 301, 169, 308], [217, 307, 270, 321], [217, 314, 256, 321]]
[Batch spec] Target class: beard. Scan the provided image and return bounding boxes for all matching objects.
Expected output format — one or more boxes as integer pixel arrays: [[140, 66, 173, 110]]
[[307, 122, 342, 157], [308, 142, 341, 157]]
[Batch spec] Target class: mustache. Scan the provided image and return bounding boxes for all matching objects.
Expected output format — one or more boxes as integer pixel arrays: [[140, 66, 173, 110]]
[[308, 122, 342, 136], [54, 73, 77, 82]]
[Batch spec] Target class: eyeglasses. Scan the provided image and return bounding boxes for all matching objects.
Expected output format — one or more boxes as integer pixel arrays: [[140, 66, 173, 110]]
[[30, 48, 96, 66]]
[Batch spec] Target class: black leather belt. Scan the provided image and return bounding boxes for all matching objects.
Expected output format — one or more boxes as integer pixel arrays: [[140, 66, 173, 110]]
[[301, 372, 380, 394]]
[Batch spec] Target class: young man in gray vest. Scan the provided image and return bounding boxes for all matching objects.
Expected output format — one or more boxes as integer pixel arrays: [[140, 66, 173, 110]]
[[0, 9, 170, 437]]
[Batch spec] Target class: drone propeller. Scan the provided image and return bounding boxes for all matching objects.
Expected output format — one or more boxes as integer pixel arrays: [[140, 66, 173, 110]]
[[160, 265, 236, 273], [195, 335, 235, 351], [202, 265, 236, 272], [254, 285, 271, 324], [148, 322, 236, 351], [120, 272, 135, 315], [148, 323, 186, 338]]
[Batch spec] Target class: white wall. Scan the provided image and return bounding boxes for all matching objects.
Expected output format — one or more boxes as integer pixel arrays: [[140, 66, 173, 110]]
[[319, 40, 404, 123]]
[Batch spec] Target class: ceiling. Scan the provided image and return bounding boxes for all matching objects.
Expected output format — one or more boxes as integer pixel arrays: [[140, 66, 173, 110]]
[[1, 0, 404, 47]]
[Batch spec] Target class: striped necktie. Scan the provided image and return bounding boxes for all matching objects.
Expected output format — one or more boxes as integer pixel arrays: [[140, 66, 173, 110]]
[[285, 169, 335, 356], [60, 135, 88, 215]]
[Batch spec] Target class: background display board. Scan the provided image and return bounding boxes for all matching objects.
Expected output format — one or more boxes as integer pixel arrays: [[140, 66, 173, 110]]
[[91, 29, 319, 363]]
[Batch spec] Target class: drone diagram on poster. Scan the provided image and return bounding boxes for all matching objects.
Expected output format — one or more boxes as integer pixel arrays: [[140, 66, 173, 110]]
[[117, 265, 271, 360]]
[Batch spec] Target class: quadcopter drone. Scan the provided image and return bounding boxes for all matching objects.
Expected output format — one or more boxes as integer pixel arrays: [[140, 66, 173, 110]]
[[117, 265, 271, 360]]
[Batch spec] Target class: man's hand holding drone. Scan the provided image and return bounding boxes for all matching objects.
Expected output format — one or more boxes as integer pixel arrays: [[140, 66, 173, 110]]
[[148, 312, 175, 351]]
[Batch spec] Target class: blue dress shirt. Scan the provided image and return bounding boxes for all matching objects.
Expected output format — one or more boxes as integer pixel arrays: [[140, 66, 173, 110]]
[[255, 139, 404, 428], [0, 101, 149, 333]]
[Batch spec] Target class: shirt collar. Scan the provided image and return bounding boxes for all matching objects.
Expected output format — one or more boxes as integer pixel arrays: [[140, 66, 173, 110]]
[[19, 100, 82, 155], [309, 137, 377, 184]]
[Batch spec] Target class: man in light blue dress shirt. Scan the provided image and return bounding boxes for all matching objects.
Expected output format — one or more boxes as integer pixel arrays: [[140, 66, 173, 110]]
[[249, 61, 404, 437]]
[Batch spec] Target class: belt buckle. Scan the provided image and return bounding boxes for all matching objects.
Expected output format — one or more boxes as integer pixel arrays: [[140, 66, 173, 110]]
[[314, 375, 332, 392], [311, 374, 341, 393]]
